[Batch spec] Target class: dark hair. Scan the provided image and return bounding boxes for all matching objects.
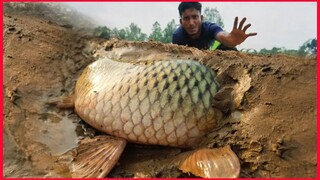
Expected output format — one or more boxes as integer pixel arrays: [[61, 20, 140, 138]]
[[178, 2, 202, 17]]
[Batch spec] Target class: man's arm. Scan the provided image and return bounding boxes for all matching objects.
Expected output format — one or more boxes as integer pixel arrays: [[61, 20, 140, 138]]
[[215, 17, 257, 48]]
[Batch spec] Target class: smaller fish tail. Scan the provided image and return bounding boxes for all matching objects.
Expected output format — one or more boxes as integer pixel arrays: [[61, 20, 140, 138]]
[[173, 146, 240, 178]]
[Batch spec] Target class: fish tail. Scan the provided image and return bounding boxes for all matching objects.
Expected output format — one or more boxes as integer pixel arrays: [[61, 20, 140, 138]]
[[173, 146, 240, 178]]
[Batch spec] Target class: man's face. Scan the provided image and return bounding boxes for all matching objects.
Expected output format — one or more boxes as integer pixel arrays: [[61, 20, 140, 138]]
[[180, 8, 203, 39]]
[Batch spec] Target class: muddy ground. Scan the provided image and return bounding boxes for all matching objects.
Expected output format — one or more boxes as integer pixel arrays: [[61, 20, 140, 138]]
[[3, 6, 317, 178]]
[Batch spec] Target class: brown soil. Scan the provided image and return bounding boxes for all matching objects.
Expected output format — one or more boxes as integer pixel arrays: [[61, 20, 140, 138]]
[[3, 9, 316, 178]]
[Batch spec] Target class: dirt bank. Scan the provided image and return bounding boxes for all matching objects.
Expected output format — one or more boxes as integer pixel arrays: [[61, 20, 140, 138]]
[[3, 8, 316, 178]]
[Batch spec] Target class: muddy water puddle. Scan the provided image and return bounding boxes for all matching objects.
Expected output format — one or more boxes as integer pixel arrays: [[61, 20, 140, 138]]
[[34, 111, 82, 155]]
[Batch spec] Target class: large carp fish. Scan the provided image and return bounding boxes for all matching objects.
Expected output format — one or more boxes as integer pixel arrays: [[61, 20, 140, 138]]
[[57, 52, 240, 178]]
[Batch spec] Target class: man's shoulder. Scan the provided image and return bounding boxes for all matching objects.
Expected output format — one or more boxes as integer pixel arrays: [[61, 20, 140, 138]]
[[172, 26, 186, 44], [202, 21, 221, 29], [201, 21, 223, 37], [173, 26, 184, 37]]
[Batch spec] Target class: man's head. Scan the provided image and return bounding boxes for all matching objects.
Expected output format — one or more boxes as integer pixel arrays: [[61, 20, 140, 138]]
[[178, 2, 203, 39]]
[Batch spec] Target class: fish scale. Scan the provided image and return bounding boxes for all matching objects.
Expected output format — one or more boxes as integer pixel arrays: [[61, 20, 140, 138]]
[[75, 58, 221, 148]]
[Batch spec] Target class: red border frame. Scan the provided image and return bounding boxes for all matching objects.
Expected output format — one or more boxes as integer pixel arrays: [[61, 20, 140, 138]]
[[1, 1, 318, 180]]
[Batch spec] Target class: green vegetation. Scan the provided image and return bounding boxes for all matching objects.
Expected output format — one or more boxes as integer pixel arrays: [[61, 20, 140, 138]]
[[93, 23, 147, 41], [241, 38, 317, 57]]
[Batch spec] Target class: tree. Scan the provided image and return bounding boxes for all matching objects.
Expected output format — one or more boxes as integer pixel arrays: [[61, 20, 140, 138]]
[[162, 19, 177, 43], [149, 21, 163, 42], [298, 38, 317, 56], [112, 28, 126, 39], [203, 7, 224, 28], [258, 47, 287, 55], [125, 23, 147, 41], [93, 26, 111, 39], [94, 23, 148, 41]]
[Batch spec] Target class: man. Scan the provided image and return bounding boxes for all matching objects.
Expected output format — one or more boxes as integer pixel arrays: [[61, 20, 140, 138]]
[[172, 2, 257, 50]]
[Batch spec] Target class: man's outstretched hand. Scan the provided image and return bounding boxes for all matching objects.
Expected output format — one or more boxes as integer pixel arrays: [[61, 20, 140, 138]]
[[229, 17, 257, 45], [216, 17, 257, 47]]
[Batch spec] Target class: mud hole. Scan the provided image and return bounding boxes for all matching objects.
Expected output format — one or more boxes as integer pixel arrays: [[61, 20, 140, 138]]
[[3, 11, 316, 178]]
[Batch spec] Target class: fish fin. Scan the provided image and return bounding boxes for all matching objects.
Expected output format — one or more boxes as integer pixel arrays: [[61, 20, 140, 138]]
[[70, 135, 127, 178], [174, 146, 240, 178], [47, 94, 75, 109]]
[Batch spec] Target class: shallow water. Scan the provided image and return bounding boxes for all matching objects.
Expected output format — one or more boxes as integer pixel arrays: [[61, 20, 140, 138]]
[[34, 111, 81, 155]]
